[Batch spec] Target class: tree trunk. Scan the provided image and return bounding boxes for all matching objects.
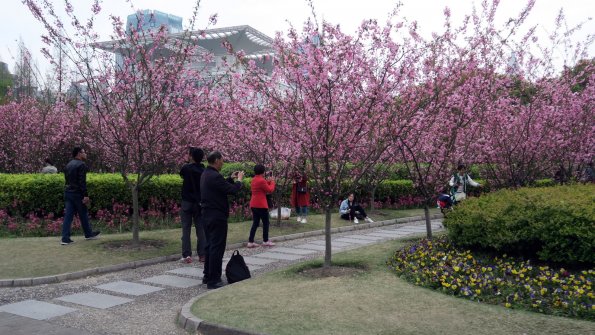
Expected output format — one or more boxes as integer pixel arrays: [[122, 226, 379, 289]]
[[131, 185, 140, 247], [424, 203, 432, 240], [369, 185, 377, 210], [323, 206, 332, 268]]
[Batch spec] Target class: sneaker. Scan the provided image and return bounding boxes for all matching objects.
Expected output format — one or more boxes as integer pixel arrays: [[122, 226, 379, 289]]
[[262, 241, 276, 247], [85, 231, 101, 240], [246, 242, 260, 248], [179, 256, 192, 264], [353, 217, 359, 224], [296, 216, 302, 223], [61, 238, 75, 245], [365, 217, 374, 223], [301, 218, 307, 224]]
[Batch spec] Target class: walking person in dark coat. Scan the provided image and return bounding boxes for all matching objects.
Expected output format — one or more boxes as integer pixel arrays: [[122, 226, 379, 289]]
[[179, 147, 207, 264], [61, 147, 100, 245], [200, 151, 244, 289]]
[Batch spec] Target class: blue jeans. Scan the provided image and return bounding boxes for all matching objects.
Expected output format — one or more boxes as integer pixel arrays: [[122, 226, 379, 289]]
[[295, 206, 308, 217], [62, 191, 93, 241]]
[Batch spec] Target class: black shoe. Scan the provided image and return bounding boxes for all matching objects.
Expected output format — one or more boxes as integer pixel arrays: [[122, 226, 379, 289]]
[[206, 281, 225, 289], [61, 238, 75, 245], [85, 231, 101, 240], [202, 277, 209, 284]]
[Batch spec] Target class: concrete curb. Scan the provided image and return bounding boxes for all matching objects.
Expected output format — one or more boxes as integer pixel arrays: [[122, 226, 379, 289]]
[[177, 214, 443, 334], [178, 287, 267, 335], [0, 214, 442, 287]]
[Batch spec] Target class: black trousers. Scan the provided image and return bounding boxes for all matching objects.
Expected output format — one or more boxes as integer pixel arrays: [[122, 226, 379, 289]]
[[202, 209, 228, 285], [180, 200, 206, 258], [340, 205, 367, 220], [249, 208, 270, 242]]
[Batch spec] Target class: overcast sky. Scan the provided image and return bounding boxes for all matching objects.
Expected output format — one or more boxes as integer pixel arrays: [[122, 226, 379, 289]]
[[1, 0, 593, 76]]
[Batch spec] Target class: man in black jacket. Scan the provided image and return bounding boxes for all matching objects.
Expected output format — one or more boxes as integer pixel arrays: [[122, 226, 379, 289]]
[[61, 147, 100, 245], [200, 151, 244, 289], [179, 147, 206, 264]]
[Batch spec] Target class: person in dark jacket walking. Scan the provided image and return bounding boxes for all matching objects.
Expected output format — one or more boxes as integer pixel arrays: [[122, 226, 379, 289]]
[[179, 147, 207, 264], [200, 151, 244, 289], [61, 147, 100, 245], [247, 164, 276, 248]]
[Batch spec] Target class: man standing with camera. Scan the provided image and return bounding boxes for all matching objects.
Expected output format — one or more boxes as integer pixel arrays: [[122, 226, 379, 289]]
[[200, 151, 244, 289]]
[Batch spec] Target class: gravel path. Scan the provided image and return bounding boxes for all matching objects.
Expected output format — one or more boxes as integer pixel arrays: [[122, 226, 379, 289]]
[[0, 219, 442, 335]]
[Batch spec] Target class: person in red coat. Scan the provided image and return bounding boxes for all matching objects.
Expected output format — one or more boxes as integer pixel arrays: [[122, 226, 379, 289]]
[[247, 164, 276, 247], [291, 172, 310, 223]]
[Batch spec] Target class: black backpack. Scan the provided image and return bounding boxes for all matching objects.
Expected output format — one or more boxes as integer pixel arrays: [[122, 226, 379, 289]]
[[225, 250, 251, 284]]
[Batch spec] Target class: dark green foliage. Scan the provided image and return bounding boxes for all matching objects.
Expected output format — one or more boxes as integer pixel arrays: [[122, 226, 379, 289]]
[[445, 185, 595, 265], [0, 173, 181, 216], [220, 162, 256, 178], [0, 173, 422, 217]]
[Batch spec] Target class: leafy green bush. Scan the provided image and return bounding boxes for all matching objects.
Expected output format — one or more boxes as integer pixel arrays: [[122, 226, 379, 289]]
[[0, 172, 421, 219], [532, 179, 556, 187], [0, 173, 182, 216], [445, 184, 595, 265]]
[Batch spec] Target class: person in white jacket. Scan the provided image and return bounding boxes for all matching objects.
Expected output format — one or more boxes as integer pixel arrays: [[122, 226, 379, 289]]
[[339, 193, 374, 224], [449, 164, 481, 202]]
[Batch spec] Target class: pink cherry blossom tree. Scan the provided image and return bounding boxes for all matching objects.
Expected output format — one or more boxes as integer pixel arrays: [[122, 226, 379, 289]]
[[23, 0, 217, 245], [226, 16, 415, 267]]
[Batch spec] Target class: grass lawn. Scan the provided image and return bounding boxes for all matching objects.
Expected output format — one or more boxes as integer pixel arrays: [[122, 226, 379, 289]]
[[192, 238, 594, 335], [0, 208, 436, 279]]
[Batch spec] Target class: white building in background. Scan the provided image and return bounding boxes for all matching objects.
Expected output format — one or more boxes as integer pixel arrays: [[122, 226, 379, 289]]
[[95, 10, 275, 76]]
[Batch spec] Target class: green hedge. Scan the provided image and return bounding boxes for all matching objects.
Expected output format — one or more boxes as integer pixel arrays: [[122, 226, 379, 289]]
[[0, 173, 421, 216], [0, 174, 182, 215], [444, 184, 595, 265]]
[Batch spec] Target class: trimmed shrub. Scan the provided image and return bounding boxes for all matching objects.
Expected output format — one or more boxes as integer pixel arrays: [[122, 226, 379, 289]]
[[445, 184, 595, 265], [0, 173, 182, 216]]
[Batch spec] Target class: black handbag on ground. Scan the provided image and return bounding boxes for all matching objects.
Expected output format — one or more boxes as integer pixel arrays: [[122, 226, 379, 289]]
[[225, 250, 251, 284]]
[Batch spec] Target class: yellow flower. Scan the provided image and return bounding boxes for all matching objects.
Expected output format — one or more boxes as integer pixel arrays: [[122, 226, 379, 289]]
[[505, 303, 511, 308], [475, 289, 481, 295], [454, 266, 460, 272]]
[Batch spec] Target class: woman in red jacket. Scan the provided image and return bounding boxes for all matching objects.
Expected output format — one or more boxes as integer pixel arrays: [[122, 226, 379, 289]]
[[291, 172, 310, 223], [247, 164, 276, 247]]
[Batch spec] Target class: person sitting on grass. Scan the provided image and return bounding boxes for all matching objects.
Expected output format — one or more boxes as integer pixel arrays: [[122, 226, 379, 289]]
[[339, 193, 373, 224]]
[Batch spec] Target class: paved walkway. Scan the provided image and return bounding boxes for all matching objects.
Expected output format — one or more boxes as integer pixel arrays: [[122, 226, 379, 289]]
[[0, 219, 442, 335]]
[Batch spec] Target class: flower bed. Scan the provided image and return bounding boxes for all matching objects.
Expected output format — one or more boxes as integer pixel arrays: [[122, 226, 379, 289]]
[[387, 236, 594, 320]]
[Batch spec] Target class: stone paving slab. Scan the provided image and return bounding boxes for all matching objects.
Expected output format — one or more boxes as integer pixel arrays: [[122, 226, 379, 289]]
[[95, 280, 164, 296], [367, 232, 408, 238], [166, 267, 205, 278], [343, 234, 385, 241], [141, 275, 201, 288], [0, 312, 90, 335], [334, 237, 375, 244], [0, 300, 77, 320], [293, 243, 343, 251], [56, 292, 133, 309], [376, 229, 414, 234], [269, 247, 318, 255], [253, 252, 305, 261], [309, 240, 352, 247], [240, 256, 278, 266]]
